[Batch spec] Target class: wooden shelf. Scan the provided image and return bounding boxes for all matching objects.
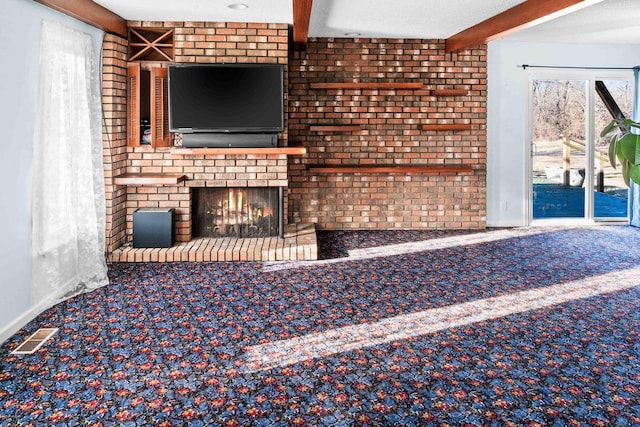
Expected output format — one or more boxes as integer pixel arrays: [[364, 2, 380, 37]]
[[308, 165, 473, 174], [310, 125, 364, 132], [308, 84, 468, 95], [171, 146, 307, 156], [421, 124, 473, 131], [310, 82, 424, 90], [114, 173, 186, 185], [431, 89, 469, 96]]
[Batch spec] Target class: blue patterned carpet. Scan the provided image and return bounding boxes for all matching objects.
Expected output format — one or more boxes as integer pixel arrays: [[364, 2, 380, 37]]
[[2, 227, 640, 426]]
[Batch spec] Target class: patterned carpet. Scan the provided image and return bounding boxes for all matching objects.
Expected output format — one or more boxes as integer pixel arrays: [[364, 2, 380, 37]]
[[2, 227, 640, 426]]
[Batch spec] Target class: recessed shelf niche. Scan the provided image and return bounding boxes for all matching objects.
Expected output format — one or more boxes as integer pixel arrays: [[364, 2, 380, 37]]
[[128, 27, 174, 62]]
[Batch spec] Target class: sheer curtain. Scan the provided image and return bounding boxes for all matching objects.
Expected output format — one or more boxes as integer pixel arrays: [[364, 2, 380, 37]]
[[629, 67, 640, 227], [31, 21, 108, 308]]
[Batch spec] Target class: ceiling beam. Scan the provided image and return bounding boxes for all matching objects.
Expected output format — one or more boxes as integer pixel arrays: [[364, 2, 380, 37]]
[[34, 0, 128, 38], [293, 0, 313, 50], [445, 0, 605, 53]]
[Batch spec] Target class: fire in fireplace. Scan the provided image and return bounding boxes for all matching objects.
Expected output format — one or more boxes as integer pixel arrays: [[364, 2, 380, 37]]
[[192, 187, 282, 238]]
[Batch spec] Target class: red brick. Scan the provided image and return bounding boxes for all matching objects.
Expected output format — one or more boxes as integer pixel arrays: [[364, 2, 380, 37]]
[[288, 38, 486, 230]]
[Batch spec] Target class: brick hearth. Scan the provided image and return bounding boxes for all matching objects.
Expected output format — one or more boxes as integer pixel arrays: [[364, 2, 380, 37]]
[[109, 223, 317, 262]]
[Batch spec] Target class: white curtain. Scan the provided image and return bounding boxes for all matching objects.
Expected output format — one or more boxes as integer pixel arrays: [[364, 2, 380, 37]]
[[31, 21, 108, 308], [629, 67, 640, 227]]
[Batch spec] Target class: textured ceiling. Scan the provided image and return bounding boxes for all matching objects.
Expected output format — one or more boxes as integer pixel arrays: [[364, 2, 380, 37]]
[[93, 0, 640, 44], [503, 0, 640, 44], [307, 0, 525, 39], [93, 0, 293, 25]]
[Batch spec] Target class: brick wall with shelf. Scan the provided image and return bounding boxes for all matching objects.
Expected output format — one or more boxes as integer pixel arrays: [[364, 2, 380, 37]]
[[103, 25, 487, 252], [288, 38, 487, 230]]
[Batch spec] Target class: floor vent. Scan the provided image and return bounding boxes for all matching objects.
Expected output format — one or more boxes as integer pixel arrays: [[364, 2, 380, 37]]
[[11, 328, 58, 355]]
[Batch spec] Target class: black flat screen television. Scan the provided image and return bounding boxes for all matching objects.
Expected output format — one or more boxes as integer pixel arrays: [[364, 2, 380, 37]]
[[168, 64, 284, 135]]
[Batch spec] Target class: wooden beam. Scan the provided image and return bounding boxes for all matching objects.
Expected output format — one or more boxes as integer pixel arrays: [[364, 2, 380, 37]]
[[445, 0, 604, 53], [34, 0, 128, 38], [293, 0, 313, 50]]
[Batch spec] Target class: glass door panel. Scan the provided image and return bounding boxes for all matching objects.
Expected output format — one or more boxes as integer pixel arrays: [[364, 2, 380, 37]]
[[593, 80, 631, 219], [532, 80, 586, 218]]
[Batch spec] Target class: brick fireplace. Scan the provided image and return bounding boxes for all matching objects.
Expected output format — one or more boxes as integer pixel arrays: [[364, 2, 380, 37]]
[[142, 150, 291, 243], [105, 149, 316, 262], [179, 152, 290, 242], [101, 23, 300, 261], [192, 187, 283, 239]]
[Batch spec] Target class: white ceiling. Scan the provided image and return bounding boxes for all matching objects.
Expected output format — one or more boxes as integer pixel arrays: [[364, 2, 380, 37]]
[[505, 0, 640, 44], [307, 0, 524, 39], [93, 0, 640, 45], [93, 0, 293, 25]]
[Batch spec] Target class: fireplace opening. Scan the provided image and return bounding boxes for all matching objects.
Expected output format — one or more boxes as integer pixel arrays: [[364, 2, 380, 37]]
[[192, 187, 283, 238]]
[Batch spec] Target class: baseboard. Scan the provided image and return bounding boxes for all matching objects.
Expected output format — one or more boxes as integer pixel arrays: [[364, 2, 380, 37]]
[[0, 300, 51, 345], [0, 280, 96, 346]]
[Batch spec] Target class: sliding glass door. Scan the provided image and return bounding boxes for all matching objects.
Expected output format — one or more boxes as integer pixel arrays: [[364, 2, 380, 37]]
[[531, 79, 587, 218], [530, 76, 632, 222], [593, 80, 633, 219]]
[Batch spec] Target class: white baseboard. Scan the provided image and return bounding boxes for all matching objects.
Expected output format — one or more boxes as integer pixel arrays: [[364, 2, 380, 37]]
[[0, 299, 53, 346], [0, 279, 98, 346]]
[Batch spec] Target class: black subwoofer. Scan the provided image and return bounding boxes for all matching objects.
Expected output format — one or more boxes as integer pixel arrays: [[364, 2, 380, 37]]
[[133, 208, 174, 248]]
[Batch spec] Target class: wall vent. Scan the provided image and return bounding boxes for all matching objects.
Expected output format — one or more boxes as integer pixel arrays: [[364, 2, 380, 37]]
[[11, 328, 58, 355]]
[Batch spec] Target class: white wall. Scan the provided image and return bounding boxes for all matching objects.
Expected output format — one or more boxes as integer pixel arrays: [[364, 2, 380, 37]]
[[487, 40, 640, 227], [0, 0, 103, 343]]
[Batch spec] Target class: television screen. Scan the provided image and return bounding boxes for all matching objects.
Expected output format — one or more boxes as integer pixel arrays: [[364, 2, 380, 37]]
[[168, 64, 284, 134]]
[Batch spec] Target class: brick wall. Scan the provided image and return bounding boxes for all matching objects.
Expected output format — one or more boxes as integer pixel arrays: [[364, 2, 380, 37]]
[[288, 38, 486, 230], [102, 26, 487, 255], [102, 34, 129, 252]]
